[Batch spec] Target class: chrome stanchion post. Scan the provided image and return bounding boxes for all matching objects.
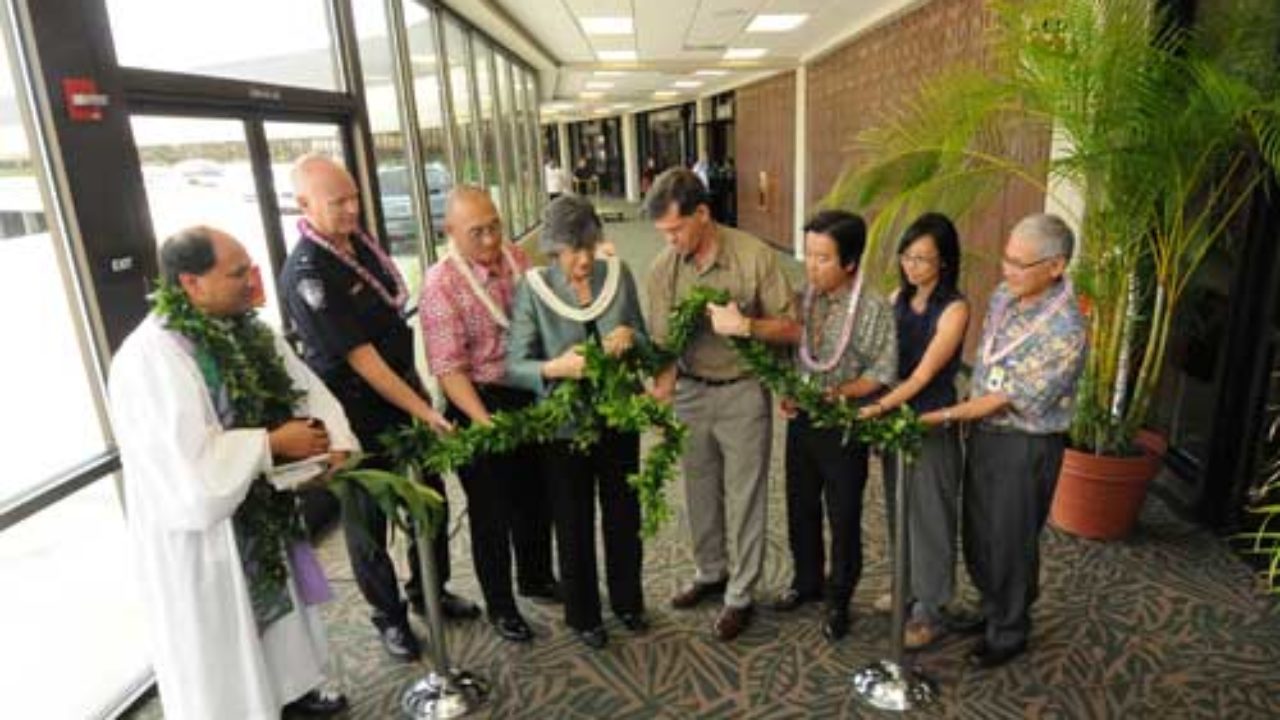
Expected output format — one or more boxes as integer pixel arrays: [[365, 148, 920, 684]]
[[850, 449, 938, 711], [401, 467, 488, 719]]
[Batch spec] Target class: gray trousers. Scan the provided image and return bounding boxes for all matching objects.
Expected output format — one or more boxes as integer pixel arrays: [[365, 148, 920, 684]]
[[965, 427, 1065, 650], [883, 424, 963, 624], [674, 377, 772, 608]]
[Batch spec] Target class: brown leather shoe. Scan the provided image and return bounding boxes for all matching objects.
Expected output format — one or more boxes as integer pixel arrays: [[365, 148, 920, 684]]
[[713, 605, 754, 641], [903, 619, 945, 650], [670, 579, 728, 609]]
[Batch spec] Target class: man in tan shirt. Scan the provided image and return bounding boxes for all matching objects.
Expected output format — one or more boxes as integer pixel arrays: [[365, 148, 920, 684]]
[[646, 168, 798, 641]]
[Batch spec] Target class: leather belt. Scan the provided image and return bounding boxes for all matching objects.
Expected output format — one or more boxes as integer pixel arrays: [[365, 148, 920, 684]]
[[680, 373, 747, 387]]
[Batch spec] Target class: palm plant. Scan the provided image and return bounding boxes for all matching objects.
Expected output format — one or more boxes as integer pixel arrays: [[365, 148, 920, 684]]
[[825, 0, 1280, 456]]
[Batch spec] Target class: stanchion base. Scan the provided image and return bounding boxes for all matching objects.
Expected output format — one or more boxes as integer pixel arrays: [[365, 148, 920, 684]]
[[850, 660, 938, 712], [400, 669, 489, 719]]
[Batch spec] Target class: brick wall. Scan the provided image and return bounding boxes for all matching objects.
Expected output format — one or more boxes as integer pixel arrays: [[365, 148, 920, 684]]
[[805, 0, 1051, 357], [734, 71, 796, 251]]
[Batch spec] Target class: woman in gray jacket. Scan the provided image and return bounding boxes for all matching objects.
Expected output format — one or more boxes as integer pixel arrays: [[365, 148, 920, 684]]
[[505, 195, 649, 649]]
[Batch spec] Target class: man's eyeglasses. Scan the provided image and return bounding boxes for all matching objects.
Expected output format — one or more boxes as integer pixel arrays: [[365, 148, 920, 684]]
[[1001, 254, 1061, 272], [466, 220, 503, 243]]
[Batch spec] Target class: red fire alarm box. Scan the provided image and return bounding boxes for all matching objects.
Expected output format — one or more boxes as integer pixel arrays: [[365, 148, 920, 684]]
[[62, 78, 108, 122]]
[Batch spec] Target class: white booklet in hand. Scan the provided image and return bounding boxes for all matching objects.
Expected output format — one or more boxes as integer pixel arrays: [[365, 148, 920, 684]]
[[269, 454, 330, 491]]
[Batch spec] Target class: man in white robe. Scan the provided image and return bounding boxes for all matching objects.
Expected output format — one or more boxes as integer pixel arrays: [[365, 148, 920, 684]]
[[110, 226, 357, 719]]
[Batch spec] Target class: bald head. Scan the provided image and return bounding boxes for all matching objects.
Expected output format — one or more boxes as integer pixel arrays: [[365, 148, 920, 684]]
[[444, 185, 504, 265], [293, 154, 360, 240]]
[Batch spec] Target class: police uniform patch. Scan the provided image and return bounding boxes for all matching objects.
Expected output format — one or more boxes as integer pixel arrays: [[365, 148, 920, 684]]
[[298, 278, 326, 310]]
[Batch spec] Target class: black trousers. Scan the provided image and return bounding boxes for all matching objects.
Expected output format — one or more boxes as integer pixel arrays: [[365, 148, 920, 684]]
[[337, 389, 449, 628], [545, 433, 644, 631], [785, 414, 870, 609], [447, 385, 555, 618], [964, 428, 1066, 650]]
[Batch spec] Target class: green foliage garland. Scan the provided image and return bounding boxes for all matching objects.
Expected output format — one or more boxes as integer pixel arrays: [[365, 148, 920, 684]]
[[673, 287, 926, 456], [152, 282, 304, 604]]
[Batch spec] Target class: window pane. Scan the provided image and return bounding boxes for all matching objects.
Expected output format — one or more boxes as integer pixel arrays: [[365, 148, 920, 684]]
[[520, 68, 542, 229], [494, 53, 524, 233], [105, 0, 342, 91], [509, 62, 532, 235], [261, 121, 345, 255], [0, 26, 107, 503], [0, 479, 149, 718], [404, 2, 453, 259], [472, 38, 501, 214], [443, 19, 479, 185], [131, 116, 285, 327]]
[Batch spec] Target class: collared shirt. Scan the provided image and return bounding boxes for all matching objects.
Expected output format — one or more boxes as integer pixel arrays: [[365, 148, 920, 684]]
[[420, 243, 530, 384], [796, 282, 897, 393], [646, 225, 795, 380], [971, 281, 1087, 434], [280, 237, 414, 386]]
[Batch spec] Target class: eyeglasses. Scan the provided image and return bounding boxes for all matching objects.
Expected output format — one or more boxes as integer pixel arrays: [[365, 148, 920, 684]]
[[1001, 254, 1061, 272], [466, 220, 504, 243], [899, 253, 940, 267]]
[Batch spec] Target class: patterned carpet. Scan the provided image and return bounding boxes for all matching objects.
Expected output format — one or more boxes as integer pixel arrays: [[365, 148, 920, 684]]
[[123, 207, 1280, 718]]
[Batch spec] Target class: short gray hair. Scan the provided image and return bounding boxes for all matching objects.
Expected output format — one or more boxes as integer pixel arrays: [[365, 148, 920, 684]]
[[1011, 213, 1074, 261], [540, 194, 602, 255]]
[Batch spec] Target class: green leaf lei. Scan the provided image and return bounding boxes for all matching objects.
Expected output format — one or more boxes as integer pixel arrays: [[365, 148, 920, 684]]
[[151, 281, 305, 607], [150, 282, 446, 604], [402, 284, 924, 540]]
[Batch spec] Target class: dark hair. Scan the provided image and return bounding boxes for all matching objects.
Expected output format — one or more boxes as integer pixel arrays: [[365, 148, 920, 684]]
[[643, 167, 708, 219], [896, 212, 962, 303], [803, 210, 867, 268], [159, 226, 218, 286], [540, 194, 603, 255]]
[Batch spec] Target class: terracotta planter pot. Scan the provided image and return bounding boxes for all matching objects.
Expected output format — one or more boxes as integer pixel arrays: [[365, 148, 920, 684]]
[[1049, 444, 1161, 540]]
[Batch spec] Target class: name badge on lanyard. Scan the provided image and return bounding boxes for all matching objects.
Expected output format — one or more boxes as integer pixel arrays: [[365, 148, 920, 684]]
[[987, 365, 1007, 392]]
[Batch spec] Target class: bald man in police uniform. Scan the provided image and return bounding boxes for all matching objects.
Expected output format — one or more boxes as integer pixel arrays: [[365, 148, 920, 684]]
[[279, 155, 479, 663]]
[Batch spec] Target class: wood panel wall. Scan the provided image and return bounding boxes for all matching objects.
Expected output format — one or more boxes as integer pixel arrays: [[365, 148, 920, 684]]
[[733, 71, 796, 251]]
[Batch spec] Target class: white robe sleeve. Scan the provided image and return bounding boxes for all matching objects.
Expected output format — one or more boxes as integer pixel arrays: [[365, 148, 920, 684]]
[[110, 326, 271, 532], [273, 333, 360, 453]]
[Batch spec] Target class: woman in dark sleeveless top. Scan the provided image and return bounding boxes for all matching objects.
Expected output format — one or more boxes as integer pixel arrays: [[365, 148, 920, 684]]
[[860, 213, 969, 649]]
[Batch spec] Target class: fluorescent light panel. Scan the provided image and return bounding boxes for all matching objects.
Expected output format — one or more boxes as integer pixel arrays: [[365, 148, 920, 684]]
[[745, 14, 809, 33], [585, 81, 615, 89], [596, 50, 637, 62], [580, 16, 633, 35], [673, 80, 703, 88], [653, 90, 679, 98], [723, 47, 768, 60], [593, 70, 629, 77], [695, 69, 730, 76], [579, 91, 605, 99]]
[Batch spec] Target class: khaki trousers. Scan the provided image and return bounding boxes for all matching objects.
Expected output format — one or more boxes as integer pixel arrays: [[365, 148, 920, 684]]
[[674, 377, 772, 608]]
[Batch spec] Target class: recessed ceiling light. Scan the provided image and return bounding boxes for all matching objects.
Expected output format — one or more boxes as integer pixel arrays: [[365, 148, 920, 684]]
[[653, 90, 680, 98], [611, 103, 633, 109], [695, 69, 730, 77], [723, 47, 768, 60], [585, 81, 615, 90], [581, 16, 633, 35], [596, 50, 638, 62], [745, 14, 809, 33], [594, 70, 629, 77], [579, 91, 605, 99], [673, 80, 703, 89]]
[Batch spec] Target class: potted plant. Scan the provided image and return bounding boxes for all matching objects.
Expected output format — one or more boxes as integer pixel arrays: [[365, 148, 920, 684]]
[[825, 0, 1280, 538]]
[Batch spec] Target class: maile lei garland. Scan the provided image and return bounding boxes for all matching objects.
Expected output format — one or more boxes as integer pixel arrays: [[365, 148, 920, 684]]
[[150, 282, 444, 608], [406, 285, 925, 539]]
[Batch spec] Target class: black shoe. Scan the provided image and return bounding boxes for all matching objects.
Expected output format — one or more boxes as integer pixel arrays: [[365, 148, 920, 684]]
[[284, 688, 349, 717], [967, 639, 1027, 669], [440, 590, 481, 619], [576, 625, 609, 649], [771, 588, 820, 612], [492, 614, 534, 642], [377, 621, 421, 661], [618, 612, 650, 633], [822, 607, 850, 641], [519, 579, 562, 603]]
